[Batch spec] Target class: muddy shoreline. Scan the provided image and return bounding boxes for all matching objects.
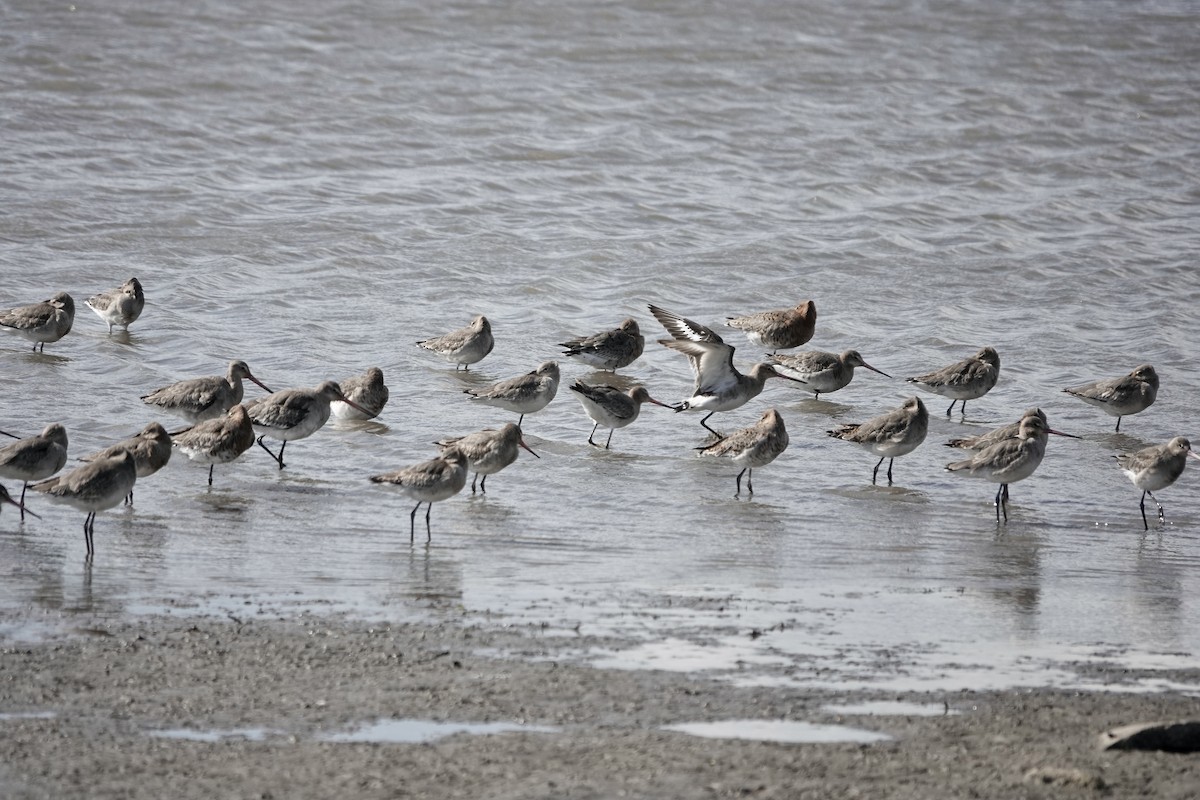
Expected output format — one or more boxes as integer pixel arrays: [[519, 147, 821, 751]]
[[2, 612, 1199, 799]]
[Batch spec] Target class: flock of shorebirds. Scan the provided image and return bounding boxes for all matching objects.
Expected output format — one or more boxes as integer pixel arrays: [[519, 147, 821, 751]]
[[1, 280, 1196, 555]]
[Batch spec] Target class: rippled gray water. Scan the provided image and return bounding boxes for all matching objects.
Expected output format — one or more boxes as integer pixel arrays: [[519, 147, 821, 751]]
[[3, 0, 1199, 689]]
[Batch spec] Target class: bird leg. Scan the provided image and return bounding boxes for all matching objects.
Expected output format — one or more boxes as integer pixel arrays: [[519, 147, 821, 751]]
[[735, 468, 747, 497], [19, 481, 29, 521], [470, 473, 479, 494], [1115, 417, 1123, 433], [255, 436, 286, 469], [587, 422, 600, 447], [886, 458, 895, 486], [700, 413, 722, 437], [994, 484, 1008, 523], [871, 456, 885, 485], [409, 501, 420, 543], [424, 502, 433, 544], [1147, 490, 1165, 526], [479, 474, 488, 494], [604, 428, 614, 449], [84, 512, 95, 555]]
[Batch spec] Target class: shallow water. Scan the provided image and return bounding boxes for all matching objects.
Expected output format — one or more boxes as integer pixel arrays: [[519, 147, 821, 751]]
[[2, 0, 1199, 690]]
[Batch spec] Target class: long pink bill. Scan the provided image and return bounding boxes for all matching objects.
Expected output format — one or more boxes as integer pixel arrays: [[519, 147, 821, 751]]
[[1048, 428, 1082, 439]]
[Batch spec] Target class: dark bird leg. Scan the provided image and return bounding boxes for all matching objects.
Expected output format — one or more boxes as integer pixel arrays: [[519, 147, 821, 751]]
[[604, 428, 615, 449], [700, 412, 720, 436], [886, 458, 895, 486], [1147, 490, 1165, 526], [517, 414, 525, 426], [256, 436, 286, 469], [587, 422, 600, 447], [1001, 484, 1010, 503], [747, 468, 754, 496], [470, 473, 478, 494], [871, 456, 885, 485], [735, 468, 747, 497], [409, 501, 420, 543], [84, 512, 95, 555], [994, 484, 1009, 523], [945, 399, 957, 416], [479, 474, 488, 494], [19, 481, 29, 521], [424, 503, 433, 544], [125, 490, 134, 506], [1115, 417, 1122, 433], [1138, 491, 1148, 531], [208, 464, 215, 486]]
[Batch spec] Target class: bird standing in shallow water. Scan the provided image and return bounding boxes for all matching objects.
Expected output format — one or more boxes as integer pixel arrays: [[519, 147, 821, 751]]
[[33, 450, 137, 557], [172, 405, 256, 486], [416, 315, 493, 370], [463, 361, 560, 426], [906, 347, 1000, 416], [247, 381, 371, 469], [828, 397, 929, 485], [142, 360, 272, 426], [699, 408, 789, 497], [0, 423, 69, 520], [331, 367, 389, 420], [725, 300, 817, 353], [1063, 365, 1158, 432], [84, 277, 144, 334], [559, 318, 645, 372], [0, 292, 74, 352], [569, 381, 672, 449], [370, 448, 470, 543], [649, 304, 804, 436], [435, 423, 539, 494], [1114, 436, 1199, 530], [945, 409, 1077, 522], [767, 349, 890, 399], [82, 422, 172, 504]]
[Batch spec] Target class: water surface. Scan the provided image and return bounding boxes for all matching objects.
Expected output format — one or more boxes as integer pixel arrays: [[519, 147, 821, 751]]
[[2, 0, 1199, 690]]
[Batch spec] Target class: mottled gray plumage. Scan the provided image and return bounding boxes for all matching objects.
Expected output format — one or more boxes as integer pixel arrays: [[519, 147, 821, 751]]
[[829, 396, 928, 485], [370, 448, 470, 542], [560, 318, 644, 371], [464, 361, 559, 425], [142, 360, 272, 424], [570, 380, 671, 448], [247, 381, 369, 468], [0, 423, 69, 519], [85, 277, 145, 333], [435, 422, 539, 493], [0, 292, 74, 351], [33, 449, 137, 556], [1064, 364, 1158, 432], [768, 349, 890, 398], [172, 405, 256, 486], [332, 367, 389, 420], [83, 421, 172, 503], [416, 315, 493, 370], [700, 408, 789, 496], [1114, 436, 1198, 530], [945, 408, 1045, 450], [906, 346, 1001, 416]]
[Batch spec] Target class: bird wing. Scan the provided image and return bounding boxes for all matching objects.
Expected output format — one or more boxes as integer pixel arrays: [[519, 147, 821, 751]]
[[658, 338, 738, 395], [649, 304, 724, 344]]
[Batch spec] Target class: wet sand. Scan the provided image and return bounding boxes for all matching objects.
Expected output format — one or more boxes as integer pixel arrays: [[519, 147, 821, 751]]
[[2, 611, 1199, 799]]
